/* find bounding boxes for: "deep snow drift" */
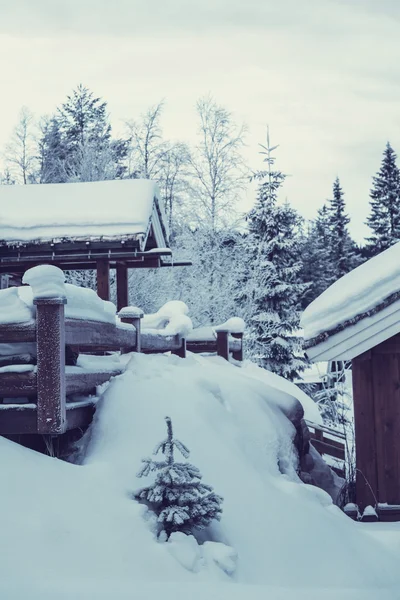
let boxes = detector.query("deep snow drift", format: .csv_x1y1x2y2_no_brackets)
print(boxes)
0,353,398,599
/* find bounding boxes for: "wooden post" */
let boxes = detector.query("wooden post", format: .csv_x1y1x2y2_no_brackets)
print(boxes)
352,352,378,511
34,296,67,435
116,262,128,312
231,332,243,361
172,338,187,359
119,307,144,352
96,259,110,301
216,330,229,361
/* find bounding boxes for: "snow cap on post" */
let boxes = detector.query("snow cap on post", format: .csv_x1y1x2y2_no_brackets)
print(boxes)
23,265,66,300
118,306,144,320
215,317,245,334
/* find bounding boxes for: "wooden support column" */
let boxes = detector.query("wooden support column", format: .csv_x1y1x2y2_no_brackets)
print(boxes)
96,259,110,301
119,307,144,353
34,296,67,435
116,262,128,312
231,332,244,361
352,352,378,511
172,338,187,359
216,330,229,361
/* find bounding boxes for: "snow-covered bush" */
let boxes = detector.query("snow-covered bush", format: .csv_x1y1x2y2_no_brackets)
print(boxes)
135,416,223,538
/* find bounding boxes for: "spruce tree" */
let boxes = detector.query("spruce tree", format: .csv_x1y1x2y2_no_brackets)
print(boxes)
300,205,335,308
366,142,400,254
327,177,355,279
243,130,309,380
136,417,223,538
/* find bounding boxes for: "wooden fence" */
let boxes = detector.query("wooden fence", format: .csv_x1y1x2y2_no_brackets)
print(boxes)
306,420,346,478
0,299,244,437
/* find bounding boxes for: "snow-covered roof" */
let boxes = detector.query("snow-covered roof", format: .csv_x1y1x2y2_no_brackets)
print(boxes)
301,242,400,361
0,179,168,249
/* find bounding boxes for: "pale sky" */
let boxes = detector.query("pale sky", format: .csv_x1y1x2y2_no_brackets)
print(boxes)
0,0,400,242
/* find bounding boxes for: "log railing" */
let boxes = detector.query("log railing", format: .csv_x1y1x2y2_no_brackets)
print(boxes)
0,300,244,436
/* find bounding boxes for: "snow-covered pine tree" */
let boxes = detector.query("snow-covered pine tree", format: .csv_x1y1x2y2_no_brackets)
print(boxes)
327,177,356,279
300,204,335,308
243,130,309,380
366,142,400,255
135,417,223,538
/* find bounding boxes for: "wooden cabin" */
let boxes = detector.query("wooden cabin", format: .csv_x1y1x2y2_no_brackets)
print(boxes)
301,242,400,520
0,179,190,309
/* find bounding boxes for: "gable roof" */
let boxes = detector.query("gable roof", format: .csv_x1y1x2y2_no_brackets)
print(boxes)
0,179,168,250
301,242,400,361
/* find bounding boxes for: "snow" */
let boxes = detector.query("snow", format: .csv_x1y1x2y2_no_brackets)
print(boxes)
23,264,66,298
240,359,323,424
214,317,245,334
0,287,33,324
0,363,34,373
0,266,117,326
0,352,398,598
0,179,163,243
301,241,400,341
142,300,193,337
118,306,144,319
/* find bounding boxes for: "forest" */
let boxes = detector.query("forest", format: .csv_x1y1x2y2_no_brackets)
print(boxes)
2,84,399,381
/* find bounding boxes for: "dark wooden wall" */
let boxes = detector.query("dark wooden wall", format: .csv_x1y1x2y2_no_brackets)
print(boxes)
352,332,400,510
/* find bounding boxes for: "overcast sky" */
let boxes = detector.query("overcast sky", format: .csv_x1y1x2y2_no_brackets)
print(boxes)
0,0,399,241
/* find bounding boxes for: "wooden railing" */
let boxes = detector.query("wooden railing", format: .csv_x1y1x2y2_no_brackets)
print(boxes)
306,420,346,478
0,300,244,437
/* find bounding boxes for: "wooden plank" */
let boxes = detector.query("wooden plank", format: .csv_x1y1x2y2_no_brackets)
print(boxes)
0,404,37,434
231,332,243,361
352,355,378,510
116,263,128,311
35,297,67,435
373,333,400,355
0,401,95,435
216,330,229,361
309,433,344,451
0,320,36,343
96,259,110,301
311,439,345,460
65,370,122,395
65,319,136,349
187,341,216,354
371,348,400,504
141,332,183,353
65,402,95,430
0,371,37,397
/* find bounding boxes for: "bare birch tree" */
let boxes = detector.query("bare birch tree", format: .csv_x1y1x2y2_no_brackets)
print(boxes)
188,96,248,231
126,101,167,179
5,107,37,184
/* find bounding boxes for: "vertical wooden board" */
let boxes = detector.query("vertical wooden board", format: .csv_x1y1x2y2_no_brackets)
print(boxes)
216,331,229,361
352,355,378,510
116,263,128,311
372,351,400,505
35,299,66,434
231,332,243,361
96,259,110,301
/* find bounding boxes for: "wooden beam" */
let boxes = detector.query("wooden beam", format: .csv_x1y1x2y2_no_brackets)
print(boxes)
0,320,36,343
34,297,67,435
0,401,96,435
65,318,136,349
116,262,128,311
352,354,378,510
96,259,110,301
216,330,229,361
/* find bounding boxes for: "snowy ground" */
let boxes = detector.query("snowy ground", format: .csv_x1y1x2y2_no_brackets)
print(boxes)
0,353,399,599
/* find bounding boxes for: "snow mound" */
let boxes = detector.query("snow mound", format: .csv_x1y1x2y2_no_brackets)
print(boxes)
142,301,193,337
0,266,117,326
301,241,400,340
0,353,398,597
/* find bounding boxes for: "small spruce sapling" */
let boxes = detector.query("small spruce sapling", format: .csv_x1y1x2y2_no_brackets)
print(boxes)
135,417,223,538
